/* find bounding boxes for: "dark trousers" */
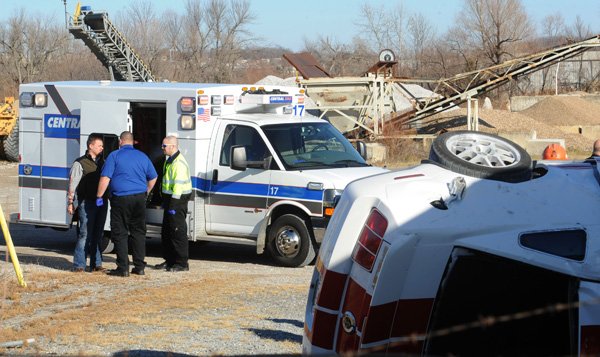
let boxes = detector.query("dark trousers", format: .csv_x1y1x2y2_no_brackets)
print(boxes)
160,194,190,268
110,192,147,272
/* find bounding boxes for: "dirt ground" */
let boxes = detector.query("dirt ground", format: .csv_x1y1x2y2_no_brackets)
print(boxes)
0,162,313,355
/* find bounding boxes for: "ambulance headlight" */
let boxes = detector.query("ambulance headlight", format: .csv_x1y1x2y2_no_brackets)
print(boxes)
180,114,195,130
34,93,48,107
19,92,34,107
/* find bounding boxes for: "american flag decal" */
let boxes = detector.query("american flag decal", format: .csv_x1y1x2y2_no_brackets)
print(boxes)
197,107,210,122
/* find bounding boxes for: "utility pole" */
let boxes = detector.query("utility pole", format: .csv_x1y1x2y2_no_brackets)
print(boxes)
63,0,68,28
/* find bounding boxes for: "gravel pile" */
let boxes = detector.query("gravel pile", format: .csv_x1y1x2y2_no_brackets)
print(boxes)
426,94,600,153
521,95,600,126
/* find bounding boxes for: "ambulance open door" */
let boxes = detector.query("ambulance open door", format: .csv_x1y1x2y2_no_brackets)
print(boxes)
80,101,130,152
80,101,130,230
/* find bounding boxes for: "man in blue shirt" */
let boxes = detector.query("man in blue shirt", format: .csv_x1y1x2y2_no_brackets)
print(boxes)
96,131,157,277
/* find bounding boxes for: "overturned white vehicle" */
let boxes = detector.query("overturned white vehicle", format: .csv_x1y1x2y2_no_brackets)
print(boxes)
303,131,600,355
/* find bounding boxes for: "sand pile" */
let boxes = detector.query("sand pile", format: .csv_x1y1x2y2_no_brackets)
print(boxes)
521,95,600,126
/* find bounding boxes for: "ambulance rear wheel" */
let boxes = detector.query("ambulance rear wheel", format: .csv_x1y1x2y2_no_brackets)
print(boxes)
101,232,114,254
267,214,315,267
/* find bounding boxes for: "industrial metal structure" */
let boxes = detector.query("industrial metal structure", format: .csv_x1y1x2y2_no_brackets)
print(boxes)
289,35,600,138
401,34,600,126
68,3,155,82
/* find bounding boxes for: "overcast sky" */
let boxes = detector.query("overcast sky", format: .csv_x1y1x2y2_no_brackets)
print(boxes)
2,0,599,51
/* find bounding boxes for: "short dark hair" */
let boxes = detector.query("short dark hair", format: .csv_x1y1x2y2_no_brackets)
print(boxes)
120,131,134,142
87,134,103,147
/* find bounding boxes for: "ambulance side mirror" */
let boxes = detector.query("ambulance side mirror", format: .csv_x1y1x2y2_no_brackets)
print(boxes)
356,141,367,160
230,145,247,171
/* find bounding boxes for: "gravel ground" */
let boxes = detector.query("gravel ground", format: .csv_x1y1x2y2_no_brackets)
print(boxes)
0,162,313,356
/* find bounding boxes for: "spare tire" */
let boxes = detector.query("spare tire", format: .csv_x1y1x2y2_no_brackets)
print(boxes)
429,131,532,183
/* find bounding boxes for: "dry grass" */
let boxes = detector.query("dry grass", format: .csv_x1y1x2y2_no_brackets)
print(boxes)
371,122,430,169
1,267,306,353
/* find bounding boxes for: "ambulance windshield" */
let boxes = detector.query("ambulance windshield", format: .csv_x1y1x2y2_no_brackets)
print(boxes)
262,122,368,170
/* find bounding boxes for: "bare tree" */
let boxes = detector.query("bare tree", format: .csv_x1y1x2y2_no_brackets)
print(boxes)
566,15,594,90
205,0,255,82
176,0,254,83
407,12,435,74
567,15,592,41
355,3,406,61
538,13,566,93
115,1,168,79
304,36,351,76
541,13,566,43
159,10,185,80
0,9,68,94
448,0,534,66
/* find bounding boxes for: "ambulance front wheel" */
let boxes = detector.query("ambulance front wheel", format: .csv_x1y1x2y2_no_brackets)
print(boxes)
101,232,114,254
267,214,316,268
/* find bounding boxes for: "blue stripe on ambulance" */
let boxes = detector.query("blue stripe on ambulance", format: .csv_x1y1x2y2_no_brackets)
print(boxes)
192,176,323,201
19,169,325,213
192,176,324,214
18,165,70,179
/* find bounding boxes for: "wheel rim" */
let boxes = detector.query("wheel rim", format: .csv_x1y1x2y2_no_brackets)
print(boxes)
274,226,300,258
446,133,521,168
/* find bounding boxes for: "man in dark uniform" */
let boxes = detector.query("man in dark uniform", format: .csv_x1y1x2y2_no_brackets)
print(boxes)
96,131,157,277
67,134,108,272
153,135,192,272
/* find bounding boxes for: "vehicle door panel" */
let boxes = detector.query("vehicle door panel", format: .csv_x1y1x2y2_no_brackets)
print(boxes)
206,122,271,236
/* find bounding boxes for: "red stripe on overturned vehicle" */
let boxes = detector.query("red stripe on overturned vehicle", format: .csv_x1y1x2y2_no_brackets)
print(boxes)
309,309,338,350
308,265,435,354
317,269,347,310
337,278,372,352
387,298,435,354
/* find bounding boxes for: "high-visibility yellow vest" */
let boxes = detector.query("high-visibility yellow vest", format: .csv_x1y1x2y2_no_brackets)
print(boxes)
162,152,192,199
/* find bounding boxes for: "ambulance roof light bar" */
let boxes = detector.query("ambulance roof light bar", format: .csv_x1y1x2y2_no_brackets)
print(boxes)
239,87,293,105
240,87,289,95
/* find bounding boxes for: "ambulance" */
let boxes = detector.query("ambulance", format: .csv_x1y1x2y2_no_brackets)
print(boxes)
15,81,387,267
303,131,600,354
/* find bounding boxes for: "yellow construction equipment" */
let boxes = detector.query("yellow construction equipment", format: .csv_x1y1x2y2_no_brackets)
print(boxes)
0,97,19,162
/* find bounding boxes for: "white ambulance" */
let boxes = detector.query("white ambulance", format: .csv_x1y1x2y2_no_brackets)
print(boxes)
15,81,387,267
303,131,600,354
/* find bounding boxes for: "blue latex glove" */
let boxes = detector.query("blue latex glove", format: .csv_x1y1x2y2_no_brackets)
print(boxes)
167,209,176,215
96,198,104,207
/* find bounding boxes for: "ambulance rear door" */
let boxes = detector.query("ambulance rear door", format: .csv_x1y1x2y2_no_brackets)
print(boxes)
79,101,130,229
80,101,130,151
